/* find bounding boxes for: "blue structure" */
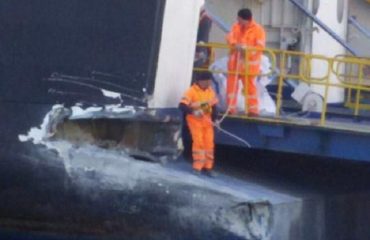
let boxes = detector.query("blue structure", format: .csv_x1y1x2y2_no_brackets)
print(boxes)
217,114,370,162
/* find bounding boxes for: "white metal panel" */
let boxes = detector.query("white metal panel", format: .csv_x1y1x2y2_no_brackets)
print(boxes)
150,0,204,108
310,0,348,103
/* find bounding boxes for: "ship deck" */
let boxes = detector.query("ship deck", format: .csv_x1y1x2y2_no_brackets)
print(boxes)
214,102,370,162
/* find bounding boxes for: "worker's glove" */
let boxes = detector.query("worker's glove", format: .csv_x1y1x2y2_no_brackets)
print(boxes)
190,101,208,109
235,44,246,51
190,102,201,109
193,109,204,118
200,102,209,108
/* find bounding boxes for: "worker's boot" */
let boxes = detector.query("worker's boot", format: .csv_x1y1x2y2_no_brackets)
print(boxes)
204,169,217,178
247,110,259,117
192,169,201,176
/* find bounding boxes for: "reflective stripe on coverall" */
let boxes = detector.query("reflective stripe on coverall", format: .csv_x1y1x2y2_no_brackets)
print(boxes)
226,20,266,114
180,84,218,171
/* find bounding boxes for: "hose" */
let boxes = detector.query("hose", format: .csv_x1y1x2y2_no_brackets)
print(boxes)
212,121,251,148
218,50,241,123
210,52,252,148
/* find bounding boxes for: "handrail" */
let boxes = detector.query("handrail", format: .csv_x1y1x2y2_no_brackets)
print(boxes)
288,0,359,56
348,16,370,40
193,42,370,127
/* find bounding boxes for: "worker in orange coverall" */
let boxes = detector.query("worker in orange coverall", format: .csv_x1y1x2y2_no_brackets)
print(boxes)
179,71,219,177
226,8,266,115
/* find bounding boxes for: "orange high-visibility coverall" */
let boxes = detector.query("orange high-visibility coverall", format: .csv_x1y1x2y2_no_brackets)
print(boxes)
226,20,266,114
180,84,218,171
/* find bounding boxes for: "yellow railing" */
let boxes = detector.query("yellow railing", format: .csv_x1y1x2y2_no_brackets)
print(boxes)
332,55,370,113
193,42,370,127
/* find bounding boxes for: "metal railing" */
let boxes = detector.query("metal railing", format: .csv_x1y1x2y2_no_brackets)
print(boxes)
333,55,370,113
193,42,370,128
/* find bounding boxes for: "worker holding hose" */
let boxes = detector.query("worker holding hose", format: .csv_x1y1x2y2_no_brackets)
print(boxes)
226,8,266,115
179,71,219,177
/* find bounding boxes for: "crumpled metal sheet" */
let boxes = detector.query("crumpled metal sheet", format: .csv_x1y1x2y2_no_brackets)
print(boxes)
45,105,183,163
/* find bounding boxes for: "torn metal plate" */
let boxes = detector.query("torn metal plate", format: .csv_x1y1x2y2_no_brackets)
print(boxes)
45,105,183,163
